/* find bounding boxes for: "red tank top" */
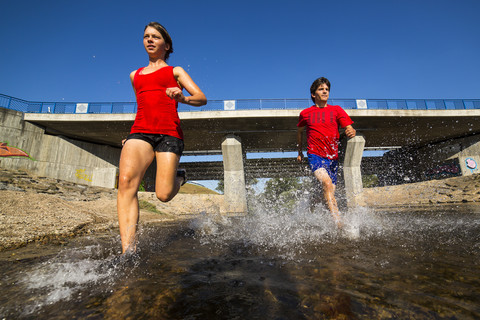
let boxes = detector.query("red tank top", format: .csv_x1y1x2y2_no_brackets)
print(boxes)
130,66,183,139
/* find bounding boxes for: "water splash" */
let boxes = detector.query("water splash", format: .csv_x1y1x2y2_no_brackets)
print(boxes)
189,188,480,261
190,193,385,260
15,243,122,316
1,202,479,319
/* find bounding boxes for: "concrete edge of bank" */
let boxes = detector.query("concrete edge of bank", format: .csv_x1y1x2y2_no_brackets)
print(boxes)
1,107,120,188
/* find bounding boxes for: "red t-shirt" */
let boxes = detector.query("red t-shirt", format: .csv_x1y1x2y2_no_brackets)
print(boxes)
297,104,353,160
130,66,183,139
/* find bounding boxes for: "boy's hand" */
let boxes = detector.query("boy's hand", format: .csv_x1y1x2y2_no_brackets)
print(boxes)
296,153,304,162
345,125,356,138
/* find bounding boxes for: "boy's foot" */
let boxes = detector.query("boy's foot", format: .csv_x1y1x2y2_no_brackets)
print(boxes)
332,212,343,229
177,169,187,186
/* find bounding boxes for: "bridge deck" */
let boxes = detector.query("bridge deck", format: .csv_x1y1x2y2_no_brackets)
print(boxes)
23,109,480,152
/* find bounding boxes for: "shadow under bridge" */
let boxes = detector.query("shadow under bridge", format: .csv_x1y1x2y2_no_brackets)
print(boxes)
180,157,311,181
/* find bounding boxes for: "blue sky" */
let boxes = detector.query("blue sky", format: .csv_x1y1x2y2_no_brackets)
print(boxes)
1,0,479,103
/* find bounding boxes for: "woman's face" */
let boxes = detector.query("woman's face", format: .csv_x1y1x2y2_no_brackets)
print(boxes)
143,26,170,59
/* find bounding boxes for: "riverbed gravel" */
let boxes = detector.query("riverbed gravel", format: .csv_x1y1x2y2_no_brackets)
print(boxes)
1,168,478,251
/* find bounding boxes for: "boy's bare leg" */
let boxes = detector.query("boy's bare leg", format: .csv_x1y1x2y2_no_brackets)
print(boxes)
313,168,342,228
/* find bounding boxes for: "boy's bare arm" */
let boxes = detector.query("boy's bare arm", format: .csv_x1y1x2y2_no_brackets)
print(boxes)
296,126,304,162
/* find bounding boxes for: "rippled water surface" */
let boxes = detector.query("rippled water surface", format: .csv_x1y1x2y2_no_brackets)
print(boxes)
1,204,479,319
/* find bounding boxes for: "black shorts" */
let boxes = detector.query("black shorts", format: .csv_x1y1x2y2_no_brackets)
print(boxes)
126,133,184,156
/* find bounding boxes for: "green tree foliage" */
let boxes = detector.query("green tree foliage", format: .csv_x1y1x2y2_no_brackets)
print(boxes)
362,174,379,188
216,177,259,194
138,180,145,192
246,177,259,190
263,177,301,203
216,179,224,193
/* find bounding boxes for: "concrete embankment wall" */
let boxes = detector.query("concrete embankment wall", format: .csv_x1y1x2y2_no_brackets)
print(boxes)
0,107,120,188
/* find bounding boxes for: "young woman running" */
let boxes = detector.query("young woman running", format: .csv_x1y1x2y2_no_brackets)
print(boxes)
117,22,207,254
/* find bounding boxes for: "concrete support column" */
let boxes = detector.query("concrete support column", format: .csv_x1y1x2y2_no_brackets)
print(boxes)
221,134,248,214
343,134,366,208
457,137,480,176
411,134,480,178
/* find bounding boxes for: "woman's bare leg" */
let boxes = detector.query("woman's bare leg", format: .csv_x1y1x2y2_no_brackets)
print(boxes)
117,139,154,253
154,152,183,202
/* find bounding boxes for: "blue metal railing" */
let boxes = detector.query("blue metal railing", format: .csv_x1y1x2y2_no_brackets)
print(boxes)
1,93,479,114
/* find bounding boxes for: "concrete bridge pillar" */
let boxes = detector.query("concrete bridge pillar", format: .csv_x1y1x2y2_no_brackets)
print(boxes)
404,134,480,180
457,137,480,176
221,134,247,214
343,134,366,208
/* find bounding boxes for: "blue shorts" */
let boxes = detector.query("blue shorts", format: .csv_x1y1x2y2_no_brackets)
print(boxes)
307,153,339,185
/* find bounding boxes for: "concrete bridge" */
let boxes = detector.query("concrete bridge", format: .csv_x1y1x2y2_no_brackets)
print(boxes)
1,94,480,213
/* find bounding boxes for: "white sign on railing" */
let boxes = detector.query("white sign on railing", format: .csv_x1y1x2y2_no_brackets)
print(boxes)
356,99,367,109
224,100,236,110
76,103,88,113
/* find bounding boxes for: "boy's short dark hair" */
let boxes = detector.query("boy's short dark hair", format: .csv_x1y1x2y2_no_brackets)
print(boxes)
310,77,331,102
145,22,174,61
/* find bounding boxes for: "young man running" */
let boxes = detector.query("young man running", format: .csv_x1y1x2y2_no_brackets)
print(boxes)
296,77,356,227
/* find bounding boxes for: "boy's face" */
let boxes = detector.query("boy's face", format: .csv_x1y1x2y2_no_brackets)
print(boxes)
312,83,330,104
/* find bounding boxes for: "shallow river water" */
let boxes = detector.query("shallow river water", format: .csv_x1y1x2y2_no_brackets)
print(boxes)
1,203,479,319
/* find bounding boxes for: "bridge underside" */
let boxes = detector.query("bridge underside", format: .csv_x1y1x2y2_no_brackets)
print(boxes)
180,158,308,181
180,156,384,180
24,109,480,152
